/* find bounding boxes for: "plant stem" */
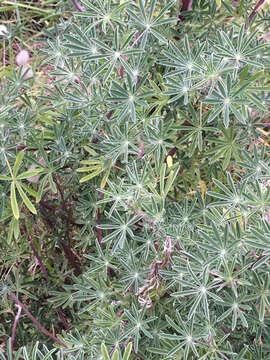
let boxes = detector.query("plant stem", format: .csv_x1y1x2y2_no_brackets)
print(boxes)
179,0,193,21
8,290,67,347
248,0,265,23
97,207,102,244
71,0,85,12
11,304,22,350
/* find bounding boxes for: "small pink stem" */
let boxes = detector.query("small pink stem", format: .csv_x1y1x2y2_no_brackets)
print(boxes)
72,0,85,12
11,305,22,350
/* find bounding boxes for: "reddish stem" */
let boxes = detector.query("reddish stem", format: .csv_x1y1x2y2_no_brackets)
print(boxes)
97,208,102,245
248,0,265,23
8,290,67,347
179,0,193,21
106,110,114,120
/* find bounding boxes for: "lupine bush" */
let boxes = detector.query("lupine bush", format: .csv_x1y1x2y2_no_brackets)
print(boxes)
1,0,270,359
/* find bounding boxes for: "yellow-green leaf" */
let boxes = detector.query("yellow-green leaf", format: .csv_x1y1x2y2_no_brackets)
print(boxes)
216,0,221,6
100,166,112,189
101,343,110,360
123,343,132,360
0,175,11,181
77,165,102,172
13,150,24,177
20,183,37,197
164,164,181,197
10,182,19,219
16,168,43,180
166,155,173,168
8,219,14,244
79,168,104,183
79,159,101,165
16,182,37,215
83,146,98,156
111,349,119,360
13,218,20,239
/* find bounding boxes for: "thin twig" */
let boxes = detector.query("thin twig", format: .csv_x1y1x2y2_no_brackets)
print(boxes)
71,0,85,12
8,290,67,347
248,0,265,23
97,207,102,245
11,304,22,350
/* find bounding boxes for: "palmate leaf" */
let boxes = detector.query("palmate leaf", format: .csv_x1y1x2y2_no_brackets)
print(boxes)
161,35,205,76
126,0,176,49
64,25,142,83
164,76,191,105
75,0,130,33
1,150,43,218
160,313,202,359
212,25,268,68
202,76,249,127
98,211,142,252
206,126,242,170
123,304,156,352
77,157,112,186
107,73,153,122
175,104,218,156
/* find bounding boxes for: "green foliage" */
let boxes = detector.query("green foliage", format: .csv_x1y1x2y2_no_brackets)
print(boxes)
1,0,270,359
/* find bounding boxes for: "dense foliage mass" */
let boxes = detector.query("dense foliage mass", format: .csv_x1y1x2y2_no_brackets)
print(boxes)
1,0,270,358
